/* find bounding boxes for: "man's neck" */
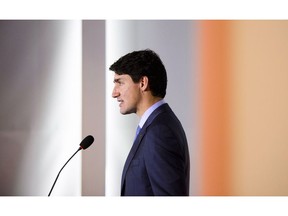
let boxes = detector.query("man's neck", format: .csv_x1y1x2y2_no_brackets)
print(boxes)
136,96,162,117
138,99,165,128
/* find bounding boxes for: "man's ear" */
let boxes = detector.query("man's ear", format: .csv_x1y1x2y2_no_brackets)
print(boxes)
140,76,149,91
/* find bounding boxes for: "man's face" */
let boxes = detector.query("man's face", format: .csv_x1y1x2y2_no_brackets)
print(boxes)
112,73,141,115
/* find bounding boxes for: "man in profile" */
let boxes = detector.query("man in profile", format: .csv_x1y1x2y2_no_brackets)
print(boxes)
109,49,190,196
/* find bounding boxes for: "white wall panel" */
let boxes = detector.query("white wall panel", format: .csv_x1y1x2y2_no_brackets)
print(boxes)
0,20,81,196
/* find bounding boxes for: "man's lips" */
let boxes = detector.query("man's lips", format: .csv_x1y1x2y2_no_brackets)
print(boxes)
117,99,123,107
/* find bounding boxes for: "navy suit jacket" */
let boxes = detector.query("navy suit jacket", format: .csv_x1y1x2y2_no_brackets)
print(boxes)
121,103,190,196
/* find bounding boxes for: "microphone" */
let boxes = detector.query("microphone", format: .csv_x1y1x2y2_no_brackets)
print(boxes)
79,135,94,150
48,135,94,196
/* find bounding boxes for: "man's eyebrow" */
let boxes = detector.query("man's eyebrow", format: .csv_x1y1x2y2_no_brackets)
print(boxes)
113,78,121,83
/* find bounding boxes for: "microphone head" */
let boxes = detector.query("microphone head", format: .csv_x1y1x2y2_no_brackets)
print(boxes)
79,135,94,150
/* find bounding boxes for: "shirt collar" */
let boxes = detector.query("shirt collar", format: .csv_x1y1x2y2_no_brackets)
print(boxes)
139,99,166,128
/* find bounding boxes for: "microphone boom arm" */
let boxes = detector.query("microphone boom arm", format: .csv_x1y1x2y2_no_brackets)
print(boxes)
48,147,82,196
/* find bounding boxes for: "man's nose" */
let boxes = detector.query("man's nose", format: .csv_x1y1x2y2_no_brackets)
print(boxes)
112,87,119,98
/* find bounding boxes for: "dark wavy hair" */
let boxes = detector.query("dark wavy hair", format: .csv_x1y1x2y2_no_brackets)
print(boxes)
109,49,167,98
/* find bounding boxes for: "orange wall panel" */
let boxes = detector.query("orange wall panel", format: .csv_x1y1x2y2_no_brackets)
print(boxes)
198,21,232,195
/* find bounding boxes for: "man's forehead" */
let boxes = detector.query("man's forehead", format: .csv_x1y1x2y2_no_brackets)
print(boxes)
113,73,129,80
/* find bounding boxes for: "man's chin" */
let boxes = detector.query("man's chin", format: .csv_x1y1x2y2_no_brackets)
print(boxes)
120,111,131,115
120,109,135,115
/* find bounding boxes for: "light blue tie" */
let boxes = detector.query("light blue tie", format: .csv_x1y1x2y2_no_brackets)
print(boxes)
136,125,141,136
134,125,141,141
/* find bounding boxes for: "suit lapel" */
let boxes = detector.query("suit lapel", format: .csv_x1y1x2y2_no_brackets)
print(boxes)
120,125,144,192
120,104,170,193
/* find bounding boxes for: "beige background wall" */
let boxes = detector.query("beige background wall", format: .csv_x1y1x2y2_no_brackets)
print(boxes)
231,21,288,195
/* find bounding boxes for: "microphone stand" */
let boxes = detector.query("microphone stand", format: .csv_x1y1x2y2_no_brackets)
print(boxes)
48,147,81,196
